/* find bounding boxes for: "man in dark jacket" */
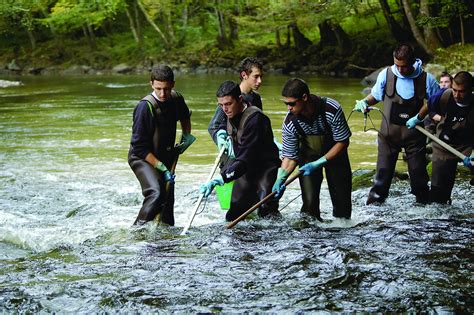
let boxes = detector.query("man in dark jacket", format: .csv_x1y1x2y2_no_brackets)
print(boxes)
200,81,281,221
428,71,473,203
128,65,195,226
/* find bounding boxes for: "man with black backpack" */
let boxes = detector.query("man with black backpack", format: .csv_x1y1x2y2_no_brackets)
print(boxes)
272,78,353,221
128,65,195,226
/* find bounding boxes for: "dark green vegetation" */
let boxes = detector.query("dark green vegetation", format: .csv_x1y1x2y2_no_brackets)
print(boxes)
0,0,473,75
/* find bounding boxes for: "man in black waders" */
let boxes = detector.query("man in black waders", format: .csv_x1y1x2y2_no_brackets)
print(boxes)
272,78,353,221
200,81,281,221
427,71,474,204
207,57,269,164
128,65,195,225
353,43,440,205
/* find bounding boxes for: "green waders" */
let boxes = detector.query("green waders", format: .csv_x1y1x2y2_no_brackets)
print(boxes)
298,134,352,219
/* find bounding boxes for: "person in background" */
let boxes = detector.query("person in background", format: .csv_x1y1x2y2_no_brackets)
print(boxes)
272,78,352,221
428,71,473,204
128,65,195,226
200,81,281,221
439,71,453,89
352,43,439,205
208,57,264,149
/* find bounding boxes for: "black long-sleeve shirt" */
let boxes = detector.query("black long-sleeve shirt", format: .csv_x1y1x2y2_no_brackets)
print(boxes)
218,109,280,183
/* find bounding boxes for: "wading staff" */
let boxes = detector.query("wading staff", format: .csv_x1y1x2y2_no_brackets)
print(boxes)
414,125,473,166
226,171,302,229
180,145,227,235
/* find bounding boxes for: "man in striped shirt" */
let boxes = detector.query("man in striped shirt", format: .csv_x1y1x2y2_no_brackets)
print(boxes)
272,78,352,220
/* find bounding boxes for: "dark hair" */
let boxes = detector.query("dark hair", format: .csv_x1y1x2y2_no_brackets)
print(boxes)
216,80,241,99
238,57,263,80
440,71,453,82
453,71,473,88
281,78,310,99
393,43,415,64
150,65,174,82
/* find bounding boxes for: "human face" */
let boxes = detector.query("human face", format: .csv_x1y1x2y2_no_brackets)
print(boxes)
282,96,303,115
394,58,414,77
218,95,244,119
150,80,174,102
439,76,452,89
241,66,263,91
452,82,470,104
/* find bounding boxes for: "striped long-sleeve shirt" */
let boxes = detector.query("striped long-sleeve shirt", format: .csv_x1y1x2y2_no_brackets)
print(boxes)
281,95,351,160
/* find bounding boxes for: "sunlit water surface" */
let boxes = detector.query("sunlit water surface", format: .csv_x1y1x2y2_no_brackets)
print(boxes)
0,74,472,313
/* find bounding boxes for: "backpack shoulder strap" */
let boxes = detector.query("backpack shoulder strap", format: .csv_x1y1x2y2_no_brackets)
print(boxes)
141,94,162,118
439,88,453,115
414,71,427,101
385,67,396,98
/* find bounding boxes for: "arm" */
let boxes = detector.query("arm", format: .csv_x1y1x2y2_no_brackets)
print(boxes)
208,106,226,144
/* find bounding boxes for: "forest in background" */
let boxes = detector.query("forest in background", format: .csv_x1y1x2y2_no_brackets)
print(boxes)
0,0,473,76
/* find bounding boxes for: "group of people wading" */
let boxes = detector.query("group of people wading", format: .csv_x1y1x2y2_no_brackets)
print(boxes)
128,43,474,227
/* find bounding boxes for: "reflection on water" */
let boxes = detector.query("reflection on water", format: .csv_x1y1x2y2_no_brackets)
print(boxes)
0,75,472,312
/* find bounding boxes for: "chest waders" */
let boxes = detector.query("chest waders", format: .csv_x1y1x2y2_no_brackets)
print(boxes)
294,98,352,219
368,68,429,204
430,89,473,203
224,107,280,222
128,93,180,226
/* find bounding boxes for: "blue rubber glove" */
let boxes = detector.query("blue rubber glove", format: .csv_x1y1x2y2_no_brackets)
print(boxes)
216,130,229,151
406,114,423,129
353,99,369,113
272,168,289,199
176,133,196,154
199,175,224,197
216,129,235,158
300,156,327,176
155,161,175,184
463,153,474,168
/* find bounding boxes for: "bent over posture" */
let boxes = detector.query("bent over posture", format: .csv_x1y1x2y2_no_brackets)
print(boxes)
200,81,281,221
129,65,194,225
428,71,473,204
273,78,352,220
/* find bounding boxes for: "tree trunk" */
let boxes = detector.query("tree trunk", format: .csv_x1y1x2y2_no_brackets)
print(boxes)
276,28,281,47
285,25,291,47
214,6,228,47
318,20,337,46
459,13,465,45
137,0,170,48
401,0,432,55
378,0,412,42
419,0,442,50
290,22,312,51
26,28,36,51
125,5,140,44
332,22,352,54
86,21,97,50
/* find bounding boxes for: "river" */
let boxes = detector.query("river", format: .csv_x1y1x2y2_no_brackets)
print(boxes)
0,74,472,312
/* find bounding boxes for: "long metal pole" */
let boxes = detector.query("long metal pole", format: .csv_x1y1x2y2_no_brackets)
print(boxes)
180,146,226,235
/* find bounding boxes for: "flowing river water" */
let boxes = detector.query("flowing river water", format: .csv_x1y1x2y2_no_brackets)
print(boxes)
0,74,472,313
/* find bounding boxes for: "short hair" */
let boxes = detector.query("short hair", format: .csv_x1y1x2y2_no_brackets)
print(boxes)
453,71,473,88
216,80,241,99
393,43,415,64
440,71,453,82
238,57,263,80
281,78,310,99
150,65,174,82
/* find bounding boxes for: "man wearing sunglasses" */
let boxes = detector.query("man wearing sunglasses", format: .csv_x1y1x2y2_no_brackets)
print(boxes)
272,78,352,221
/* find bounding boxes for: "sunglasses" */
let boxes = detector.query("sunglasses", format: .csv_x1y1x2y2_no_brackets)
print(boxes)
283,100,299,107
